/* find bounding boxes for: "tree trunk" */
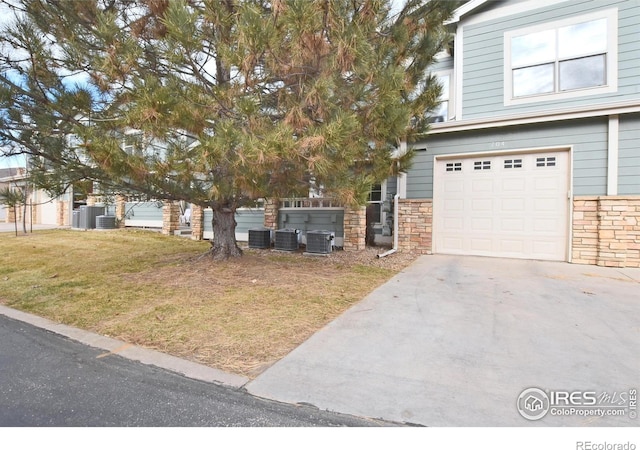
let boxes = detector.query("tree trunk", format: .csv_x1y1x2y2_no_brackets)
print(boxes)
210,205,243,260
22,200,27,234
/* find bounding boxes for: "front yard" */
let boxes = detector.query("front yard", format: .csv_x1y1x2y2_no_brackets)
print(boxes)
0,229,415,377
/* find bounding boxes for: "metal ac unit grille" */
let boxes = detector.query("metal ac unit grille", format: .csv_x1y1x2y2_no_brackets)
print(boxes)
248,228,271,249
96,215,117,230
275,228,299,251
306,230,333,254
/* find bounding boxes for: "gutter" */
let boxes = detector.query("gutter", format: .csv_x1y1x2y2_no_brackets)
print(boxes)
377,193,400,258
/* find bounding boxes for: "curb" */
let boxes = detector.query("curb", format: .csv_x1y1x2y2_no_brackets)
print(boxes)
0,304,250,389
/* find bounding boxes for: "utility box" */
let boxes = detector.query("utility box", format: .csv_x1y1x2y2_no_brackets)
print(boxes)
96,215,117,230
72,210,80,229
275,228,299,251
79,205,105,230
248,228,271,249
306,230,334,254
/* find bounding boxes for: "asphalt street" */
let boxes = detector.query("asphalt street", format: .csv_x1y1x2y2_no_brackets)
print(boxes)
0,314,382,427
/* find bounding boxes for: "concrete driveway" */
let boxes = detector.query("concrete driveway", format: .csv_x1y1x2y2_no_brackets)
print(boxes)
246,255,640,426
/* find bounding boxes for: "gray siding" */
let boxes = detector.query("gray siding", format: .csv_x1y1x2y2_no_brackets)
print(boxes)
278,209,344,240
385,176,397,197
460,0,639,120
618,113,640,195
203,208,265,234
124,202,163,222
430,56,454,73
407,118,608,198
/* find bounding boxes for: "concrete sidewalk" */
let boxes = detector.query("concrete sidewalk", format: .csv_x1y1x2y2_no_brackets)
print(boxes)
0,223,61,233
246,255,640,426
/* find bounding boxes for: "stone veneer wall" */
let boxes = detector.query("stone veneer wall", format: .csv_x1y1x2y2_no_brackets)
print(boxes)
572,196,640,268
56,200,70,226
7,205,18,223
342,206,366,251
263,198,278,230
191,204,204,240
115,195,127,228
162,200,181,235
86,195,97,206
397,199,433,254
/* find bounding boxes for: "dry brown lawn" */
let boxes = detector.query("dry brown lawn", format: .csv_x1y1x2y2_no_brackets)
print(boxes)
0,229,417,377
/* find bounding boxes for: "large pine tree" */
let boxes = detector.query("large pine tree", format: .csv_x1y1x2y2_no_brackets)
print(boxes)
0,0,456,259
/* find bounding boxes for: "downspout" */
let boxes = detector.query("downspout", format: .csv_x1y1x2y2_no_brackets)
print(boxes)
376,193,399,258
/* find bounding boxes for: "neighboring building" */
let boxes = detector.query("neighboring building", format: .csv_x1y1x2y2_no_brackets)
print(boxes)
0,168,20,222
0,167,72,227
393,0,640,267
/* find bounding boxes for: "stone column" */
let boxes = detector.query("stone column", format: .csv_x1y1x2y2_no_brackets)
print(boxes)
7,205,16,223
191,204,204,240
396,199,433,254
264,198,279,230
162,200,181,235
86,194,97,206
343,206,366,251
56,200,70,226
571,197,599,265
115,194,127,228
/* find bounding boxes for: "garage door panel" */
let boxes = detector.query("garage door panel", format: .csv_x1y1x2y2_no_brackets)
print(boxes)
500,218,525,232
444,217,464,230
470,238,492,251
501,178,526,192
472,179,493,191
471,217,492,232
434,150,569,261
500,239,525,253
533,218,561,233
534,176,563,190
534,197,561,212
444,179,464,193
444,199,464,211
443,236,464,251
471,198,493,212
501,198,526,211
532,240,560,257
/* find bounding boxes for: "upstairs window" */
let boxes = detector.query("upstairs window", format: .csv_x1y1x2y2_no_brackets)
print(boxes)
430,73,451,123
123,132,144,157
504,9,617,105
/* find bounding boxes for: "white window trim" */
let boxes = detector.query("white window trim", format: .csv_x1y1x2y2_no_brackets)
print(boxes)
607,114,619,196
504,8,618,107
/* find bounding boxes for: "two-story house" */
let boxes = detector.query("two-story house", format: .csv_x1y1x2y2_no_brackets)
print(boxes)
392,0,640,268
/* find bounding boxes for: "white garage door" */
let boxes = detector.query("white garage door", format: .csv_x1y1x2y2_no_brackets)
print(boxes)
38,191,58,225
433,151,570,261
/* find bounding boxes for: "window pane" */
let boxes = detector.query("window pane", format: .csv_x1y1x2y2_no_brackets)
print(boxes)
559,54,606,91
430,101,448,123
368,184,382,202
513,64,554,97
370,203,381,224
512,29,555,67
439,75,450,100
558,18,607,59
